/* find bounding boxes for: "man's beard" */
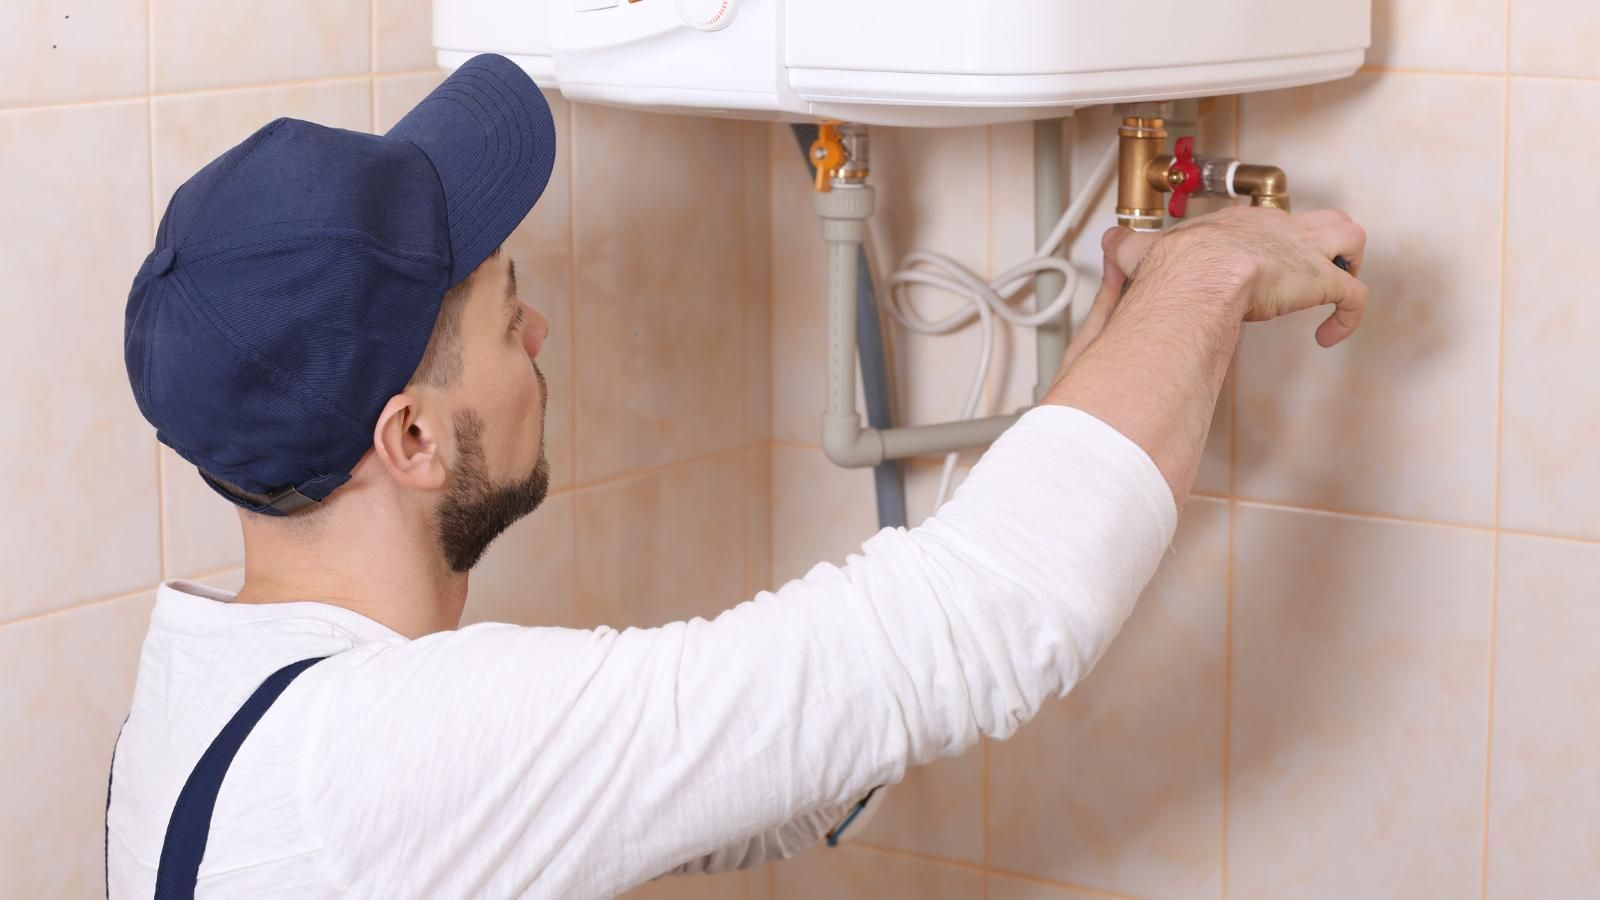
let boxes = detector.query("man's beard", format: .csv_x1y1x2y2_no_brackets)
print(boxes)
435,407,550,573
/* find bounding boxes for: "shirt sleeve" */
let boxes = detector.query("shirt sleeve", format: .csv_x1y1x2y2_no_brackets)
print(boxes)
300,406,1177,899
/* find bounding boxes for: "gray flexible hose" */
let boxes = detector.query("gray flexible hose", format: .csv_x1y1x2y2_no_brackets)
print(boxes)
790,124,907,530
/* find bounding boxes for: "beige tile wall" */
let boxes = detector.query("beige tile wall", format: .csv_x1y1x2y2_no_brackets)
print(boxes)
0,1,770,895
8,0,1600,897
761,1,1600,897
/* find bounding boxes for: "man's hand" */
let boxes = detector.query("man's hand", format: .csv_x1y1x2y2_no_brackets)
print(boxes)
1115,206,1369,347
1058,227,1161,372
1045,206,1368,506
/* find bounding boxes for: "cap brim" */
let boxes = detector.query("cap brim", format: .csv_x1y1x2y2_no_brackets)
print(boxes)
386,54,556,285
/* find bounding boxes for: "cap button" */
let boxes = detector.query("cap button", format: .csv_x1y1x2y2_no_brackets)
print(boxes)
152,247,176,276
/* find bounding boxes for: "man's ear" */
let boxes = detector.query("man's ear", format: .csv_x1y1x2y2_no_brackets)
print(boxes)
372,392,449,492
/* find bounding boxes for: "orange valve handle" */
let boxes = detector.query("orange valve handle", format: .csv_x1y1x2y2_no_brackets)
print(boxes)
810,123,846,193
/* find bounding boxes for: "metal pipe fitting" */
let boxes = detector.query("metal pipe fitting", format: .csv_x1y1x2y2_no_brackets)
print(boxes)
1116,116,1170,232
1230,163,1291,211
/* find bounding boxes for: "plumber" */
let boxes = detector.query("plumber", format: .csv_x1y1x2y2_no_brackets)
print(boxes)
106,55,1367,899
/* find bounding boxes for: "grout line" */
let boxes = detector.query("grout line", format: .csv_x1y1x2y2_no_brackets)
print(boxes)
1497,526,1600,547
850,843,987,876
738,124,750,600
0,586,156,630
569,448,749,495
1221,498,1235,899
1481,47,1513,900
844,839,1145,896
0,71,447,116
149,0,167,581
1228,496,1496,533
146,0,155,93
981,124,994,900
157,447,170,579
0,561,239,630
1221,91,1240,900
1482,540,1501,898
983,865,1145,900
565,99,584,624
368,0,378,127
982,740,991,874
763,451,1600,547
851,842,1143,899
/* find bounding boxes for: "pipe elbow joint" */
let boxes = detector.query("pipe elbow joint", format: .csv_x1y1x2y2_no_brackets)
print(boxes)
1233,163,1291,212
822,413,884,468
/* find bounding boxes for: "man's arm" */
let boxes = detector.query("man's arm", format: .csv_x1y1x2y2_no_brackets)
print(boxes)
302,208,1365,899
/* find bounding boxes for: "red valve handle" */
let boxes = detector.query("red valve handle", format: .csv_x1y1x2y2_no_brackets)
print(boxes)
1168,136,1202,219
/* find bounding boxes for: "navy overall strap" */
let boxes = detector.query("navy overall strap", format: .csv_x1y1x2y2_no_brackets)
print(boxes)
150,656,327,900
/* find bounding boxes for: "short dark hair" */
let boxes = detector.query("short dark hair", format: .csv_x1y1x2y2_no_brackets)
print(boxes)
200,260,486,516
409,273,474,389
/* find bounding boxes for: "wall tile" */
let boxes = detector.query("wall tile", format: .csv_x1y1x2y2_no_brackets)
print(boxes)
373,71,445,133
0,102,160,620
502,91,575,491
0,592,154,897
769,447,877,586
986,874,1120,900
462,491,580,629
575,454,746,629
989,499,1228,899
1511,0,1600,78
376,0,437,73
1486,534,1600,897
1371,0,1507,73
855,749,984,866
1501,78,1600,541
1236,73,1504,525
0,0,148,108
1228,506,1492,899
874,126,1001,436
162,448,245,578
151,80,372,212
571,105,745,482
774,847,982,900
743,447,772,596
618,871,749,900
743,123,774,444
152,0,369,92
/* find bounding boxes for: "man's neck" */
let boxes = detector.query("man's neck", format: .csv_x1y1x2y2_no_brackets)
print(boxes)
230,496,468,639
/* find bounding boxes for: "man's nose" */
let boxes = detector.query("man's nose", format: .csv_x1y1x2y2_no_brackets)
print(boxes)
522,303,549,359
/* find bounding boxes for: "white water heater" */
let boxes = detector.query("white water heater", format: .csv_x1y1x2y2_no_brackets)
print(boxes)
434,0,1370,127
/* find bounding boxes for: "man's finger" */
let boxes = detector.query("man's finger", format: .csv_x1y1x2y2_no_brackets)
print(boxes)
1314,275,1369,347
1308,220,1367,278
1105,228,1159,281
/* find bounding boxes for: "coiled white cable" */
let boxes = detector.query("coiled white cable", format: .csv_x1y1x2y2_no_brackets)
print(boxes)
882,139,1120,510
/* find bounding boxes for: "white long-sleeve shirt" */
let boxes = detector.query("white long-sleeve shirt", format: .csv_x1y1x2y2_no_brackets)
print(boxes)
106,406,1177,899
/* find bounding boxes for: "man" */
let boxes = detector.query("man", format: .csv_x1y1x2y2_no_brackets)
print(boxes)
106,55,1366,898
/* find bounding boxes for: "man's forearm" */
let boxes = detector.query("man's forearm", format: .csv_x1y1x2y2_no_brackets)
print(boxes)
1045,237,1247,506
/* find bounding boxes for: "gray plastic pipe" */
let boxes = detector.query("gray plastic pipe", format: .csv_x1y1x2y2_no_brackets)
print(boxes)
815,185,1021,468
790,124,907,527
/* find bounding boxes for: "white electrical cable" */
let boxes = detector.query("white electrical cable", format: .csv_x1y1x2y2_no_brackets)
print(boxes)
881,139,1120,511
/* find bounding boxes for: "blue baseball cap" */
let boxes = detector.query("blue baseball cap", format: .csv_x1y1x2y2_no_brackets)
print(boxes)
124,54,556,515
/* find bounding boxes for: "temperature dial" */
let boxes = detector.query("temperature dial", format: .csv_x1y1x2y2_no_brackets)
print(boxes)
675,0,737,31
